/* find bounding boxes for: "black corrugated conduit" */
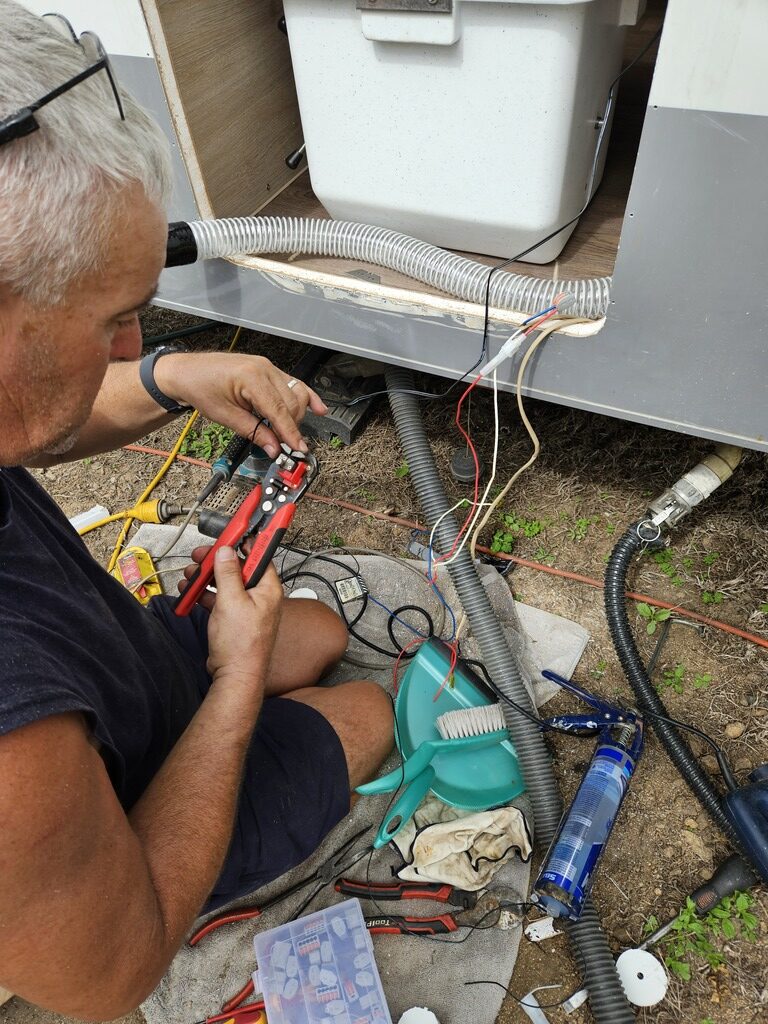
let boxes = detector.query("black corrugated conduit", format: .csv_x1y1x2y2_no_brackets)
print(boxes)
604,525,759,861
386,367,634,1024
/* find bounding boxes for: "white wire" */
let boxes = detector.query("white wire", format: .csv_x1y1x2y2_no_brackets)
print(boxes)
438,367,501,569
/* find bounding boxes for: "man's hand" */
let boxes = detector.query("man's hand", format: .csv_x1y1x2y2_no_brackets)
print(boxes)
204,547,283,686
154,352,328,457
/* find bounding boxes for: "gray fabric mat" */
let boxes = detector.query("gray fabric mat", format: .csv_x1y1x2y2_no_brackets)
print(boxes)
135,527,588,1024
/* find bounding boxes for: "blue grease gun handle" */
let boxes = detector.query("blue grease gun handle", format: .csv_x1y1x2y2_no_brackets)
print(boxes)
532,671,644,921
724,764,768,884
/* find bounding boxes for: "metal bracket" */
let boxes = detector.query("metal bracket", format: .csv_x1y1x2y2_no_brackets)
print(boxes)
356,0,452,12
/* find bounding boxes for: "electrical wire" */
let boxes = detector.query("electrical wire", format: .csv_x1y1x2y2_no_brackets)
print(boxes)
428,304,563,579
141,321,214,347
464,979,582,1012
467,317,589,563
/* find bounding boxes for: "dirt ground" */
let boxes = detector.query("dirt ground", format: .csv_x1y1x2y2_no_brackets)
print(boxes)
3,308,767,1024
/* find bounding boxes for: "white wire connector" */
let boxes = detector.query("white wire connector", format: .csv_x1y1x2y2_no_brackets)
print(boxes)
478,293,575,378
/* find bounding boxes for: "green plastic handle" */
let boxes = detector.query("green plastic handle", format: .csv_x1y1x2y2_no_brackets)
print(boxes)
373,766,436,850
356,730,507,797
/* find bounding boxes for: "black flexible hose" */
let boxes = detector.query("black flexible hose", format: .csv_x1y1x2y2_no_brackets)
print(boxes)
386,367,634,1024
604,525,750,851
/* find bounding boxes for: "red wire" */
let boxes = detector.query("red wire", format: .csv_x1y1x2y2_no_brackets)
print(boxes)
432,640,459,702
428,374,483,575
393,636,426,694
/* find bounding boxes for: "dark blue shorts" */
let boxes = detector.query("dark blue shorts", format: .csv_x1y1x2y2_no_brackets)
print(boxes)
149,597,350,913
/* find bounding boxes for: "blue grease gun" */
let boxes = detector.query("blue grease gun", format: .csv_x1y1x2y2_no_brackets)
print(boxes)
531,671,644,921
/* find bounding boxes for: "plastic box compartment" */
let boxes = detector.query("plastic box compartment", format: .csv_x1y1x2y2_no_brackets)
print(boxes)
253,899,392,1024
283,0,644,262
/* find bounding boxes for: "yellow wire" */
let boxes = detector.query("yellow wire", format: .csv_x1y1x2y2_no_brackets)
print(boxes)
106,325,243,572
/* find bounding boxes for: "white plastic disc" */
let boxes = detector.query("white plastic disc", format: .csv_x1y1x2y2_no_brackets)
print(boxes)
616,948,668,1007
288,587,318,600
398,1010,440,1024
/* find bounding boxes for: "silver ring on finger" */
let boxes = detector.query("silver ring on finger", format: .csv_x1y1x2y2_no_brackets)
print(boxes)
286,378,299,390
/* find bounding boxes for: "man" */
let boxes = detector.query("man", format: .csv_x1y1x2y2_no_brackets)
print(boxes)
0,4,393,1019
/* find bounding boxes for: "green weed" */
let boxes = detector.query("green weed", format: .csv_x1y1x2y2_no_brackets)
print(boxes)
395,460,410,478
491,512,548,555
760,603,768,614
329,532,344,548
702,551,720,567
645,892,758,981
591,659,608,679
490,530,516,555
636,602,672,635
701,590,724,606
501,512,548,538
356,488,376,503
181,422,233,461
329,435,343,450
660,663,686,694
567,517,592,542
533,546,554,565
693,673,712,690
652,548,684,587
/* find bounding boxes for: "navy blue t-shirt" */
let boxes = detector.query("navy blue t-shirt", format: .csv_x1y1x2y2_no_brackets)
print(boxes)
0,467,207,809
0,467,351,910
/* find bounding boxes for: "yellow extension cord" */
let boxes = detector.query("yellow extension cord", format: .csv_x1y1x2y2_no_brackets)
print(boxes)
103,325,243,572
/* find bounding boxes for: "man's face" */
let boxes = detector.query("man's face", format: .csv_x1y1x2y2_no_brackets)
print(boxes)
0,185,167,466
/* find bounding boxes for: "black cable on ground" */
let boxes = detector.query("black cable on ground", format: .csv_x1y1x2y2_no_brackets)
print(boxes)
142,321,214,347
604,524,759,873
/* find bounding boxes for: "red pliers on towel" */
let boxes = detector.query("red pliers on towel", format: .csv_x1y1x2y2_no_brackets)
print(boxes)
336,878,520,935
175,445,318,616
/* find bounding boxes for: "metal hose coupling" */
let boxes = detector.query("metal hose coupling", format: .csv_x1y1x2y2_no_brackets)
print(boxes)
645,444,743,531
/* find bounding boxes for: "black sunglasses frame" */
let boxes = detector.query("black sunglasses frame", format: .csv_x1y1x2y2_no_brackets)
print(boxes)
0,24,125,149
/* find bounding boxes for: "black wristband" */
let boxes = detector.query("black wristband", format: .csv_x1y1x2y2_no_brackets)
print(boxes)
139,349,192,414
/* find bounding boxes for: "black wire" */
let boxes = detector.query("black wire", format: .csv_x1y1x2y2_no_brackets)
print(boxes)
386,604,435,656
464,979,584,1011
461,657,564,734
141,321,214,347
644,617,738,791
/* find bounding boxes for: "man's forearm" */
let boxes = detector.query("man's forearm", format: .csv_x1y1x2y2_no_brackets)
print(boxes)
123,673,265,1000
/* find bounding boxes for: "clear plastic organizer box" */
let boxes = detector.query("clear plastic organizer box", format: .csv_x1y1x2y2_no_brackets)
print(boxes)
253,898,392,1024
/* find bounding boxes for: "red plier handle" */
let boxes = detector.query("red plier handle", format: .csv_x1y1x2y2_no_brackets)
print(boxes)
335,878,476,908
175,449,317,617
365,914,459,935
188,907,262,947
174,482,264,616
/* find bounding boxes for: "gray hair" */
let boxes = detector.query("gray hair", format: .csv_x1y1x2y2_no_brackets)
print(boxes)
0,0,173,306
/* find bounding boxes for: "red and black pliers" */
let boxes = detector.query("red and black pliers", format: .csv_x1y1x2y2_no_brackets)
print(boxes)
335,876,518,933
175,445,318,616
335,878,482,936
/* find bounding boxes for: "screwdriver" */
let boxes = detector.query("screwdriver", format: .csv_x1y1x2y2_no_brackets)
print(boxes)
197,433,252,503
641,853,759,949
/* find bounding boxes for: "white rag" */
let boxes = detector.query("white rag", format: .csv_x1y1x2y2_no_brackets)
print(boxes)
393,794,532,891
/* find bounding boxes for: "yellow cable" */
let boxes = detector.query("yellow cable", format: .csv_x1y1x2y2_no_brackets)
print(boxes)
106,326,243,571
468,318,589,563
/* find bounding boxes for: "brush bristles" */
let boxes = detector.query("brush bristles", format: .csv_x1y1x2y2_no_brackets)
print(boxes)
436,703,507,739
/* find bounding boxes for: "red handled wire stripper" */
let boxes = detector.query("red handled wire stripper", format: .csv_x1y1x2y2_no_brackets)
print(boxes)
175,445,318,617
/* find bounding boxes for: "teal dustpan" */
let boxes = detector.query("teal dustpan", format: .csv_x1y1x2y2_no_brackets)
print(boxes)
357,639,525,847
